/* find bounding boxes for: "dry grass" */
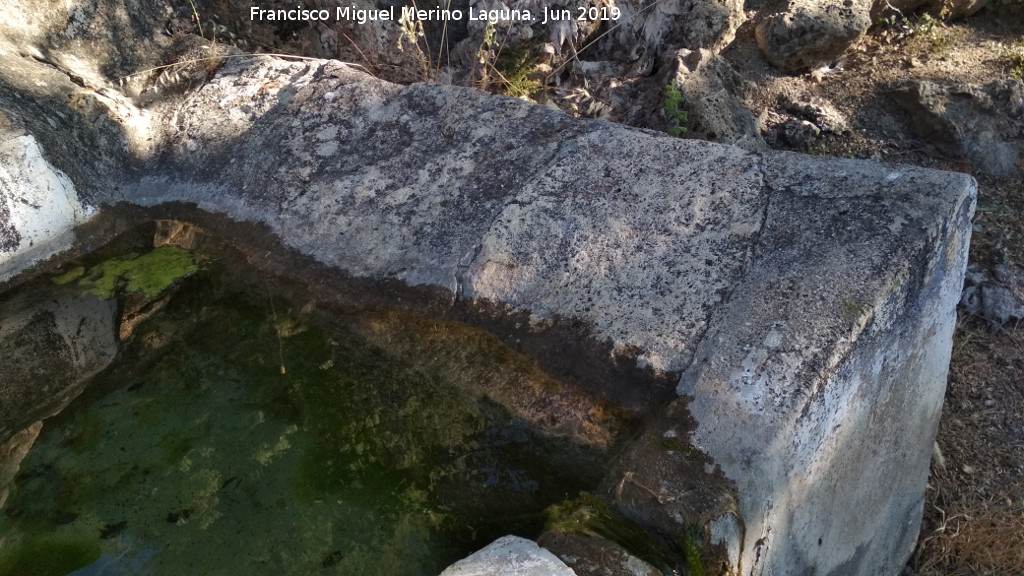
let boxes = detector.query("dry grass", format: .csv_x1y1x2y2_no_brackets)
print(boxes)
915,481,1024,574
916,305,1024,575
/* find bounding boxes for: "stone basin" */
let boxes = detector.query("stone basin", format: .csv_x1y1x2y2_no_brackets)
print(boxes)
0,31,975,575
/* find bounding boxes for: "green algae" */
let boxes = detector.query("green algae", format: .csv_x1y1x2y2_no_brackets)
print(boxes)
678,524,706,576
51,265,85,285
4,253,620,575
0,536,100,576
544,493,678,572
59,245,198,299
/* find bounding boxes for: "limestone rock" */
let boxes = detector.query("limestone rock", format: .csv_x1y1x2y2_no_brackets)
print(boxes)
960,262,1024,328
667,156,972,575
0,421,42,509
0,289,118,445
0,130,93,283
439,536,576,576
767,117,821,149
756,0,873,73
782,95,851,134
611,47,763,148
891,79,1024,179
667,48,763,147
617,0,747,53
878,0,991,18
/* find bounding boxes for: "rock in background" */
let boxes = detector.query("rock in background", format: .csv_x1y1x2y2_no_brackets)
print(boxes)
891,79,1024,179
755,0,873,73
871,0,992,19
756,0,992,76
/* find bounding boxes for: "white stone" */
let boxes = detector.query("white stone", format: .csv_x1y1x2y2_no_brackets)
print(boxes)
440,536,576,576
0,133,90,283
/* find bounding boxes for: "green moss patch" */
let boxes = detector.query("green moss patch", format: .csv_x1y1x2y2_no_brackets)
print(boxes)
64,246,198,299
5,259,624,575
51,266,85,285
544,493,676,571
0,536,101,576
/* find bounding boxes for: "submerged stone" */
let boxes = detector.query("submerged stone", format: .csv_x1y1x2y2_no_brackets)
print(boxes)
69,246,197,300
0,288,117,445
0,536,101,576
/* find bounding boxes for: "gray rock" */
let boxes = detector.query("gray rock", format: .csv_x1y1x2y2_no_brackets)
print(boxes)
960,263,1024,328
783,95,851,134
669,156,973,576
891,79,1024,179
0,6,976,574
667,48,764,147
756,0,873,73
0,421,42,509
611,47,763,148
871,0,991,18
440,536,576,576
615,0,746,53
0,289,119,445
770,117,822,149
0,129,93,283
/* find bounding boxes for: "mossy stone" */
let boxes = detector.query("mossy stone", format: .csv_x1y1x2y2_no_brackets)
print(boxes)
73,245,197,299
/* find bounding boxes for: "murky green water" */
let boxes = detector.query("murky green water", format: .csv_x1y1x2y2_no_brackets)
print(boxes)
0,241,630,575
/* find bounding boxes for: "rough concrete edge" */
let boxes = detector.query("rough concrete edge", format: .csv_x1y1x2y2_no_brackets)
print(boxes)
674,154,978,574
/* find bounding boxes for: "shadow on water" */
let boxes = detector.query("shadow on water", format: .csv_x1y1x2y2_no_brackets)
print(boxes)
0,223,640,576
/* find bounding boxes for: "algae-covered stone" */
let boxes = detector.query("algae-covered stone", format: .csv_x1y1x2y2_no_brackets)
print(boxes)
538,532,664,576
0,536,101,576
0,288,117,446
72,246,198,299
539,493,673,575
